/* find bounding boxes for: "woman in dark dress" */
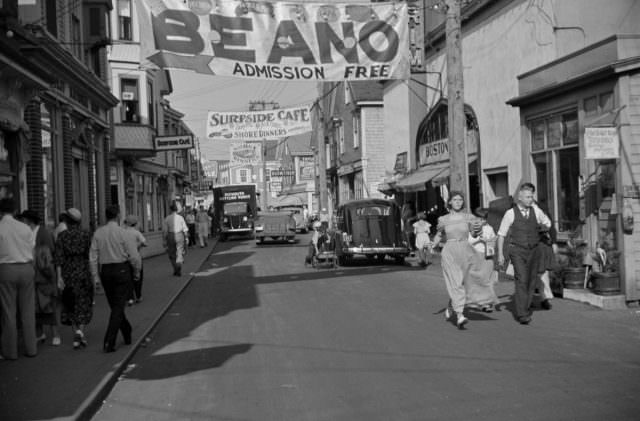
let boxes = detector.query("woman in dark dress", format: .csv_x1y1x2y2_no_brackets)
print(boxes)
54,208,93,349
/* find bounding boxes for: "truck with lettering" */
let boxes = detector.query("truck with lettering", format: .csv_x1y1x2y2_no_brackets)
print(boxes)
212,184,257,241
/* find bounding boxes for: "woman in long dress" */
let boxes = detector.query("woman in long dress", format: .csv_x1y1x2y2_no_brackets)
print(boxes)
431,193,497,328
54,209,93,349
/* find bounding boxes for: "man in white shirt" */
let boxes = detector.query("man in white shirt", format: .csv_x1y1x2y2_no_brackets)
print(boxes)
163,202,189,276
497,183,552,325
0,198,37,359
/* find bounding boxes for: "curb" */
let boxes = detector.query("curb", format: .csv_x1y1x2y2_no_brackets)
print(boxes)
72,239,219,421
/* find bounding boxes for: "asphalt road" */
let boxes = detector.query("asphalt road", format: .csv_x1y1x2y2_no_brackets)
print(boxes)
93,234,640,421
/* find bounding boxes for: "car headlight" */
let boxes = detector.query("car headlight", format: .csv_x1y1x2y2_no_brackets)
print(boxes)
223,217,228,223
242,216,248,222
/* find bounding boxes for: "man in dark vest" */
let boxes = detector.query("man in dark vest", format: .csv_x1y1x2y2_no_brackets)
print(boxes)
497,183,552,325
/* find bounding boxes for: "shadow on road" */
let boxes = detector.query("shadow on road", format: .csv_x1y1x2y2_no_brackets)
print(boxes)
123,248,420,382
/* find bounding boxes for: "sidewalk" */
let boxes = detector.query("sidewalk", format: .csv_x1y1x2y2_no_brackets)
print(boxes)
0,240,217,421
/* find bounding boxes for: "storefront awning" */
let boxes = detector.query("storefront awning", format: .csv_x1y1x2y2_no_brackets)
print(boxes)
394,164,449,193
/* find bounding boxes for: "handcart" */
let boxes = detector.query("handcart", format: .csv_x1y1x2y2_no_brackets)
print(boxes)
312,249,338,269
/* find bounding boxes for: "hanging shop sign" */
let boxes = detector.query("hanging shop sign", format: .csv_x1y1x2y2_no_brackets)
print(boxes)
584,127,619,159
154,134,195,151
139,0,409,81
207,105,311,141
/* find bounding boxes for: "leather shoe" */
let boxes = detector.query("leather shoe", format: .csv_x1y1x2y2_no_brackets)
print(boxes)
518,316,531,325
103,345,116,353
541,299,552,310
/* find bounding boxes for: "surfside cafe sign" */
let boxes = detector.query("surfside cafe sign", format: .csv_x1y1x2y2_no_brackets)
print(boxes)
154,134,194,151
207,105,311,141
140,0,409,81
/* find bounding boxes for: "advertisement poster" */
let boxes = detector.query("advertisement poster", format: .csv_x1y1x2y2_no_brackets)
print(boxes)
207,105,311,141
139,0,409,81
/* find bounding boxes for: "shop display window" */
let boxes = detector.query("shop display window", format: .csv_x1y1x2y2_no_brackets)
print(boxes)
529,110,580,234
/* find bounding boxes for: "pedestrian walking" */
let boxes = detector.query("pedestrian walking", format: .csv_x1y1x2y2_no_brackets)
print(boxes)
123,214,147,305
497,183,552,325
466,207,500,312
196,205,210,247
20,209,61,346
54,208,93,350
163,202,189,276
185,207,196,248
413,211,432,267
207,204,217,238
0,198,37,360
89,205,141,353
401,201,416,252
430,192,478,329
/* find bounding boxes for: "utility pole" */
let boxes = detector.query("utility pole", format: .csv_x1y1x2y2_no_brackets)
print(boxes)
249,100,279,210
314,101,328,215
445,0,469,209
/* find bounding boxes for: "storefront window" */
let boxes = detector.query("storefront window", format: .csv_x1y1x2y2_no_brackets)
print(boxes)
41,103,56,228
529,110,580,234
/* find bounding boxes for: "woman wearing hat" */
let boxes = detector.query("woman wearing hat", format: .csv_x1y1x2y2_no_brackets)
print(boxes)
54,208,93,349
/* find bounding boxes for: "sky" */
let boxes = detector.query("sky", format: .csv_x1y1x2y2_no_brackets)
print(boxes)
167,72,319,162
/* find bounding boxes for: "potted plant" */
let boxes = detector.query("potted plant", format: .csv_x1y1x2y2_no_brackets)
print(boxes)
590,235,621,296
557,227,589,289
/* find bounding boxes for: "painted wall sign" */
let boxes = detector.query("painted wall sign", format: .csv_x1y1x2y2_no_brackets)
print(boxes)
154,134,195,151
418,131,478,166
139,0,409,81
207,105,311,141
584,126,619,159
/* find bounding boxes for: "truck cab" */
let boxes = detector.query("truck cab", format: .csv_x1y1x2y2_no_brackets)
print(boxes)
213,184,257,241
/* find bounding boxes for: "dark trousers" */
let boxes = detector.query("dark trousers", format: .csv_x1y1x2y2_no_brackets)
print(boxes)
128,265,144,301
187,223,196,246
509,244,539,319
100,262,133,348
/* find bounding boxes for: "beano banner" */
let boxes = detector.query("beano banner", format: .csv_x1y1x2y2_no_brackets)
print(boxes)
207,105,311,140
139,0,410,81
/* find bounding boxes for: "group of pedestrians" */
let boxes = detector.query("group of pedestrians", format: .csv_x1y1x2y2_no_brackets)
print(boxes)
0,198,149,360
430,182,556,329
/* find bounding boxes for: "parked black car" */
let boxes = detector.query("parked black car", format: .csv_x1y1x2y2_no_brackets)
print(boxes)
334,199,410,265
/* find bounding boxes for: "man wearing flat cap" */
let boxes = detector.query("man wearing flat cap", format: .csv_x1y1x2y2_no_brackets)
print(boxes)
90,205,141,353
123,214,147,305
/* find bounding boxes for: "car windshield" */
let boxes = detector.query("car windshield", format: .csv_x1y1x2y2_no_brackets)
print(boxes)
355,205,391,216
224,202,249,213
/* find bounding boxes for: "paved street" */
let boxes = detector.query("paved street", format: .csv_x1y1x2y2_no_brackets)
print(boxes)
93,234,640,421
0,243,216,421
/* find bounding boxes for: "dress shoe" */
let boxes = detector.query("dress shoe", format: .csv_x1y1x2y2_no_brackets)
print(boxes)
541,299,552,310
456,314,468,329
518,316,531,325
73,330,87,349
103,345,116,353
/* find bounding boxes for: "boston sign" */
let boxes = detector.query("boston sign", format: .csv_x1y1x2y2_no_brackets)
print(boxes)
140,0,409,81
154,134,194,151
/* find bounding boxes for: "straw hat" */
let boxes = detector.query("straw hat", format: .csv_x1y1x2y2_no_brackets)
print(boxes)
65,208,82,222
